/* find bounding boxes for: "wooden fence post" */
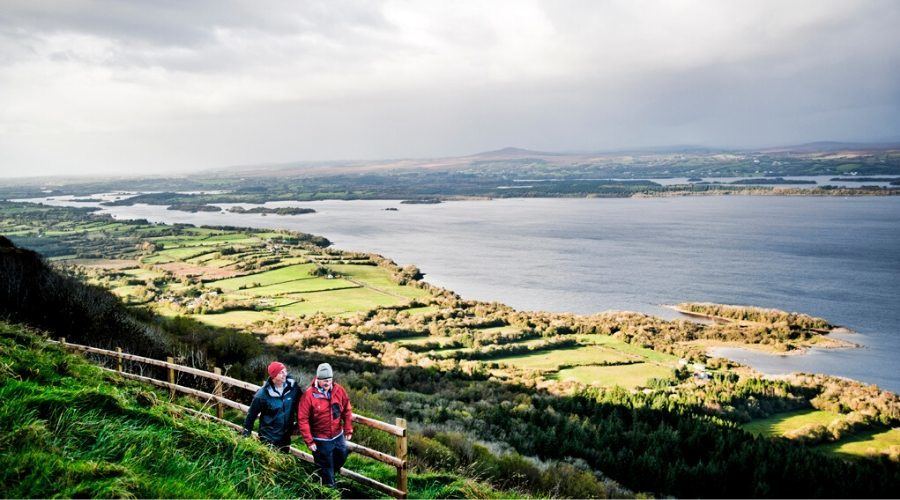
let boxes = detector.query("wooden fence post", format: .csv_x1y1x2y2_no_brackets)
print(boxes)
116,347,123,372
60,337,66,349
213,367,224,419
167,356,175,398
395,417,408,498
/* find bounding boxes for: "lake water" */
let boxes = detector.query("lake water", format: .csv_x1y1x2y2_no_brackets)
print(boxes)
22,195,900,392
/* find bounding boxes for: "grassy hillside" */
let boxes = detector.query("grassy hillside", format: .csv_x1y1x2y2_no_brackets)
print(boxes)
0,321,520,498
0,321,334,498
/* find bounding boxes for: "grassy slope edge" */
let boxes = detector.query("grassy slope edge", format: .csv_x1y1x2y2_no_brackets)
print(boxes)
0,322,517,499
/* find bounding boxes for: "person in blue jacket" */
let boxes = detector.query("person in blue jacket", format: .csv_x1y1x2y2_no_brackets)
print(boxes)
242,361,300,452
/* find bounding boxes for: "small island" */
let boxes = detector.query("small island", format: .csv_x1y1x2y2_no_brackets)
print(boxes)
671,302,856,354
384,207,399,211
166,203,222,212
227,206,316,215
70,197,102,202
729,177,817,185
401,198,442,204
830,176,900,184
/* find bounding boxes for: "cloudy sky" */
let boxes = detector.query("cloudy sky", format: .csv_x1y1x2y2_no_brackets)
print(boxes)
1,0,899,177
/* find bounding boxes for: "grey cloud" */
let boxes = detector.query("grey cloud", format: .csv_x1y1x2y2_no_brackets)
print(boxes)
1,0,899,177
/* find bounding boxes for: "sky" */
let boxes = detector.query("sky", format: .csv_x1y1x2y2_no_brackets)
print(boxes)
1,0,899,178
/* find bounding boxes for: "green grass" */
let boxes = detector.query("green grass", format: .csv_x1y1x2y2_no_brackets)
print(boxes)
475,325,521,334
494,345,633,371
276,288,409,317
553,363,674,389
121,268,165,280
742,409,844,437
156,246,218,261
328,264,431,300
190,310,275,328
577,334,678,363
202,258,237,268
0,322,334,498
208,264,317,291
0,321,520,498
233,277,359,297
818,428,900,459
111,285,143,298
141,254,175,265
392,335,456,347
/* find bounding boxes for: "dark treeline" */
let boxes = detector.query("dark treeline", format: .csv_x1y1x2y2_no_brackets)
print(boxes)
366,367,900,498
0,235,169,358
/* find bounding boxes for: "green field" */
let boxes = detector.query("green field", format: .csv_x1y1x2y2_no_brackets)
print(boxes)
818,428,900,459
208,264,317,291
190,309,274,328
275,287,411,317
495,344,634,371
392,335,456,347
156,246,218,261
476,325,521,334
554,363,674,388
141,254,175,264
742,409,844,437
577,334,678,363
232,277,359,296
121,268,165,280
329,264,431,300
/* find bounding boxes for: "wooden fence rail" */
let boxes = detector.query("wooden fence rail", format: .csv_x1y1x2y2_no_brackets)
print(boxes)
52,338,409,498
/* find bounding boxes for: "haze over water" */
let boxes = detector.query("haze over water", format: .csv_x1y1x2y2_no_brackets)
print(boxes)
30,195,900,392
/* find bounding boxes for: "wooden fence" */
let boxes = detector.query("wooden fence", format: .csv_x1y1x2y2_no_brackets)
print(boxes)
52,338,409,498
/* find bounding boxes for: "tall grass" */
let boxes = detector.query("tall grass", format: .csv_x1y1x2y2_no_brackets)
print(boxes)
0,321,523,498
0,321,332,498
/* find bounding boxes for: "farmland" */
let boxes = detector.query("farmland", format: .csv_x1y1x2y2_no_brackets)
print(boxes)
742,409,845,437
2,199,899,472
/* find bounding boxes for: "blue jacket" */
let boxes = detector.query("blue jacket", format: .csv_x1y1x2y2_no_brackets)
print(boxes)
242,376,300,444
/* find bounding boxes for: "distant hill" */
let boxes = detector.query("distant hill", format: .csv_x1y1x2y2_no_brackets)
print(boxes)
202,141,900,179
472,146,566,157
760,141,900,154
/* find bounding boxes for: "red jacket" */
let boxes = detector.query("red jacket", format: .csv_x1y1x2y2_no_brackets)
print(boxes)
297,378,353,447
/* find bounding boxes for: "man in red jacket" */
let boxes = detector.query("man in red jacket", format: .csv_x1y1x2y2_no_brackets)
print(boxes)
297,362,353,487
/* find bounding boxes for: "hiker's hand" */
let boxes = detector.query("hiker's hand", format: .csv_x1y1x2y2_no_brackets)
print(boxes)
309,444,317,452
345,435,352,442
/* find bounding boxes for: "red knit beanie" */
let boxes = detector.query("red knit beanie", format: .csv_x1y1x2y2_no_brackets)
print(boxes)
267,361,285,379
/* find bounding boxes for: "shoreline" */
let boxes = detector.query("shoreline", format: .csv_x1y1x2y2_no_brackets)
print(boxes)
665,304,861,356
8,196,896,393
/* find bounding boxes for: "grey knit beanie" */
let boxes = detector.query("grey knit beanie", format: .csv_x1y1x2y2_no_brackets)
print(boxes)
316,363,333,379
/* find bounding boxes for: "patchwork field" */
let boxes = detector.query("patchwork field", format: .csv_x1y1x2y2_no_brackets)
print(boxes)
495,344,634,370
818,428,900,459
742,409,900,460
209,264,319,291
554,363,674,388
742,409,844,438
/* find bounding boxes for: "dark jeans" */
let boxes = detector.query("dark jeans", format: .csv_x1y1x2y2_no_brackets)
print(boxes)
312,434,349,487
262,435,291,453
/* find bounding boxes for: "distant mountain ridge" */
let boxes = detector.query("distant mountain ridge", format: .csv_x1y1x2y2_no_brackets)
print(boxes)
207,141,900,178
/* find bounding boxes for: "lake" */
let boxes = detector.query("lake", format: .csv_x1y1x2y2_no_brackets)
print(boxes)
24,195,900,392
